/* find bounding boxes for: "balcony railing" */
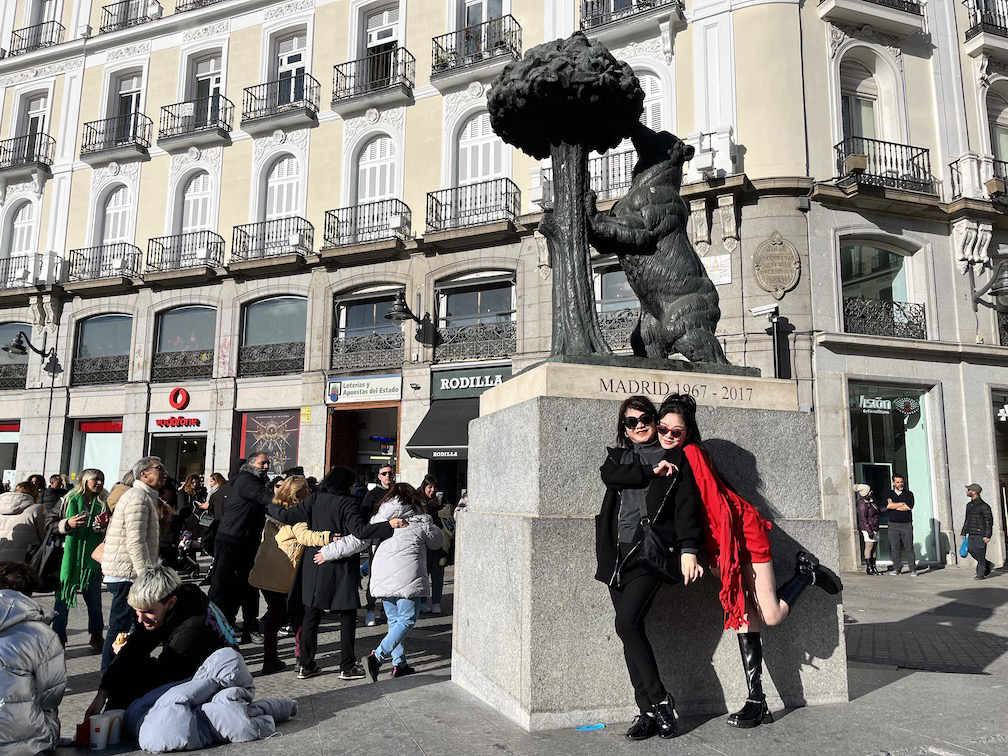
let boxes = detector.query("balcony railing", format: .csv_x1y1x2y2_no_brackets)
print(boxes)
426,178,520,232
580,0,681,30
432,16,521,75
333,48,415,102
331,331,405,372
435,320,517,362
835,136,936,194
323,199,411,248
151,349,214,382
237,341,305,377
147,231,226,272
948,159,963,200
9,20,65,55
67,243,143,281
851,0,922,13
966,0,1008,38
100,0,151,33
175,0,223,11
242,74,320,122
231,216,314,262
0,133,55,171
81,113,152,155
0,254,37,288
159,95,233,140
0,364,28,389
541,148,637,207
72,355,129,386
599,307,640,351
842,297,926,340
999,312,1008,347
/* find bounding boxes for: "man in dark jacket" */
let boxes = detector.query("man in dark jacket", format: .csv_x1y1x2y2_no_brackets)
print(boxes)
360,465,395,625
40,475,67,512
962,483,994,580
208,453,273,641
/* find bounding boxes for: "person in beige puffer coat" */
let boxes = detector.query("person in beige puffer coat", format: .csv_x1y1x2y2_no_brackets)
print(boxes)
0,482,46,563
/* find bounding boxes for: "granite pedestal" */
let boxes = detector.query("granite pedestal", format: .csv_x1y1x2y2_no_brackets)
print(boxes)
451,361,848,731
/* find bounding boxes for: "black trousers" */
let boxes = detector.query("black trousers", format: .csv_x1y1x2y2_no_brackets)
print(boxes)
967,534,991,578
609,570,667,714
301,605,357,671
208,536,260,629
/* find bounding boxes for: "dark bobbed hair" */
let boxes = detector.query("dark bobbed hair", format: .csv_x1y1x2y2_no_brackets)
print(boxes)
380,482,424,513
656,393,702,447
616,395,659,449
421,474,438,494
0,561,43,596
320,465,357,494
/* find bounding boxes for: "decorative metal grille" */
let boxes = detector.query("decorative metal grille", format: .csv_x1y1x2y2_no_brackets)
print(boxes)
231,217,314,261
67,243,142,281
580,0,681,30
237,341,305,377
0,254,37,289
100,0,150,33
333,48,415,102
242,75,320,123
331,332,404,372
147,231,225,272
966,0,1008,38
541,148,636,208
849,0,921,13
151,349,214,382
599,307,639,351
81,113,152,155
159,95,233,140
435,321,516,363
432,16,521,75
323,199,411,248
834,136,935,194
175,0,222,11
0,364,28,390
0,133,56,170
426,178,520,232
72,355,129,386
842,297,926,341
9,20,64,55
999,312,1008,347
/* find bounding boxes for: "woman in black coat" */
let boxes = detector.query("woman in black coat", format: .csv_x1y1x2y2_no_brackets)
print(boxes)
268,465,406,679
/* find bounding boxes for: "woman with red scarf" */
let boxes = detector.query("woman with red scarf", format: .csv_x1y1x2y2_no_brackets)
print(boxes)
652,394,841,729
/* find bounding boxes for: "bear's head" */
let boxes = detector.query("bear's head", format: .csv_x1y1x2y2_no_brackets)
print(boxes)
630,124,695,189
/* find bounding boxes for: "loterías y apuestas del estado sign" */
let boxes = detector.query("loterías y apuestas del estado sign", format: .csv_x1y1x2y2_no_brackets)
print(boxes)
431,366,512,400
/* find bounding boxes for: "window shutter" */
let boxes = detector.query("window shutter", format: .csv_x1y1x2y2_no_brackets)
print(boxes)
265,156,300,220
9,202,35,256
101,186,131,244
181,171,213,234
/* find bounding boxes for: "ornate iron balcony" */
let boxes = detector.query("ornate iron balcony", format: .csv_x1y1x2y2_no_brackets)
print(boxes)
159,95,233,140
541,148,636,208
9,20,65,55
426,177,520,232
237,341,305,378
231,216,314,262
0,364,28,389
966,0,1008,38
0,254,37,289
598,307,639,351
72,355,129,386
242,75,320,122
67,243,143,281
151,349,214,382
175,0,223,11
147,231,225,272
333,48,415,102
435,320,516,363
842,297,926,341
0,133,55,171
1000,312,1008,347
81,113,152,155
331,331,404,372
857,0,921,13
323,199,411,248
100,0,152,33
432,16,521,75
834,136,935,194
580,0,682,30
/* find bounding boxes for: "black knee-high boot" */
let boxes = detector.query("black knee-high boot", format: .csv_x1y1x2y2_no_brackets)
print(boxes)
726,632,773,728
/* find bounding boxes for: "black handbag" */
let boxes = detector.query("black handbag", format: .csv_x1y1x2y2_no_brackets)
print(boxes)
28,532,64,594
637,472,681,584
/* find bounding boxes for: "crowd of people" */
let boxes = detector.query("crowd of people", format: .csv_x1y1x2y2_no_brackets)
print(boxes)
0,454,457,752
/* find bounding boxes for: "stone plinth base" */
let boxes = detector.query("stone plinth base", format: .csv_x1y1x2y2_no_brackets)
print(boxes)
451,362,848,731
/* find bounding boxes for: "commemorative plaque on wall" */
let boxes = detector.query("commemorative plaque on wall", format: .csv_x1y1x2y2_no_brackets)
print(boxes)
753,231,800,300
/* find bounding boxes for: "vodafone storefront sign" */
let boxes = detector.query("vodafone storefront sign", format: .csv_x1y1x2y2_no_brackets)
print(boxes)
148,412,209,434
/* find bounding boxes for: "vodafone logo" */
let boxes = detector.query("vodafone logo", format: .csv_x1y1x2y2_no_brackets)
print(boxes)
155,416,202,428
169,387,190,410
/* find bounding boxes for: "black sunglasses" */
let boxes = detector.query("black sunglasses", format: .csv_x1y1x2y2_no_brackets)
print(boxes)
657,426,685,439
622,413,655,430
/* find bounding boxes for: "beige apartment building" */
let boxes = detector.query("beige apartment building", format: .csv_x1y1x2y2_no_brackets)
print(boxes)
0,0,1007,570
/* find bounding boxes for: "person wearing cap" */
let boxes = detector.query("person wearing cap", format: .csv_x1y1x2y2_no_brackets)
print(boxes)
961,484,993,580
854,484,881,575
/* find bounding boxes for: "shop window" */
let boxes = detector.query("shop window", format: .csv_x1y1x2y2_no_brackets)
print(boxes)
438,277,514,329
840,242,925,340
336,293,400,338
153,306,216,382
73,314,132,385
594,266,639,352
435,274,515,362
332,290,403,371
0,322,30,390
238,296,307,377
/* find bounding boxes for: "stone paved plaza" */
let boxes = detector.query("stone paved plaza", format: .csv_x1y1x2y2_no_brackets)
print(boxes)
46,565,1008,756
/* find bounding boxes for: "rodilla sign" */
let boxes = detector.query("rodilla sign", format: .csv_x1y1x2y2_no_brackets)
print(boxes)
431,365,512,400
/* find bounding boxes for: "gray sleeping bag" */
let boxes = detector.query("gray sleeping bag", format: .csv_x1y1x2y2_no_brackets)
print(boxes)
136,647,297,752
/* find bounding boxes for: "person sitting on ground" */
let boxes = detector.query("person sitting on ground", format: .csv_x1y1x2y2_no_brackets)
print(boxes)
0,561,67,756
84,565,238,719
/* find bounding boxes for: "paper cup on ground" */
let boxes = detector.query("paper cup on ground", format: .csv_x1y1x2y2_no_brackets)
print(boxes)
90,713,111,750
104,709,125,745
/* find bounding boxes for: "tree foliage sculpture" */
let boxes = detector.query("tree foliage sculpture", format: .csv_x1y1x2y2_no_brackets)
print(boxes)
488,32,644,356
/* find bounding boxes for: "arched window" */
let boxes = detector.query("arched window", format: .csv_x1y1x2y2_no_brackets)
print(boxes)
4,201,36,257
332,288,403,371
73,314,132,385
263,155,300,220
153,306,216,382
988,89,1008,162
456,111,502,186
0,322,31,390
99,186,131,245
840,242,922,339
357,135,396,203
179,171,213,234
238,296,307,377
840,60,878,141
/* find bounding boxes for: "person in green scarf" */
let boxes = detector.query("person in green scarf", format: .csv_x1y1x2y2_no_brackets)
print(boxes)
53,468,109,650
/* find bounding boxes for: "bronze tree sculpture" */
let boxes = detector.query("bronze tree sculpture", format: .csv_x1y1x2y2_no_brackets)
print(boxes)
488,32,644,356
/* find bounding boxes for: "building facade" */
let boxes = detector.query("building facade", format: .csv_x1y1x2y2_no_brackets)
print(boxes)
0,0,1005,569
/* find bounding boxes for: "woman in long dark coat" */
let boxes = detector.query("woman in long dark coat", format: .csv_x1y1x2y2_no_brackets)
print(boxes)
268,466,406,679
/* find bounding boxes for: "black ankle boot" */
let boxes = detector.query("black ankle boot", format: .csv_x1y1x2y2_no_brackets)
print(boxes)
726,632,773,729
653,698,678,738
796,551,843,594
869,557,881,575
625,712,658,740
865,560,872,575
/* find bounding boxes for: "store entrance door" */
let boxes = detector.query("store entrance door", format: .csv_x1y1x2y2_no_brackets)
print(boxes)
150,435,207,482
327,403,399,482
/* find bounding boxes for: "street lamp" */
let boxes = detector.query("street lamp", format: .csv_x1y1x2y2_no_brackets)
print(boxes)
385,290,436,345
973,260,1008,311
3,330,62,476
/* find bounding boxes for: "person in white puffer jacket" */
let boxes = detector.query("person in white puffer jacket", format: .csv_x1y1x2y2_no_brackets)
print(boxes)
0,561,67,755
344,483,442,681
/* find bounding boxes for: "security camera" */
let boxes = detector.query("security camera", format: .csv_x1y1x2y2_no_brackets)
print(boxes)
409,382,421,391
749,304,779,318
